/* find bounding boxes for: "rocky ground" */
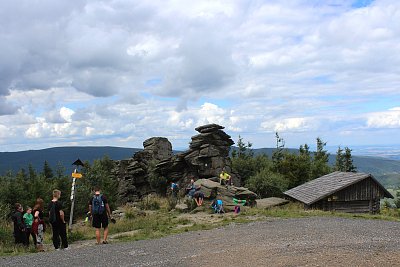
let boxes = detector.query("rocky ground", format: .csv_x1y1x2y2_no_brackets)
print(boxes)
2,216,400,267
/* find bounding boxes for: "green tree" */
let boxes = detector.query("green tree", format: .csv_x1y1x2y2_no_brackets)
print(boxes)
231,136,265,184
272,132,285,172
311,137,331,179
42,160,54,179
232,135,253,159
232,154,272,185
246,168,288,198
343,147,357,172
335,146,345,171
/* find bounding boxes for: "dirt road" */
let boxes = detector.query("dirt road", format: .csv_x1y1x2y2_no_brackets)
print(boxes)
2,217,400,267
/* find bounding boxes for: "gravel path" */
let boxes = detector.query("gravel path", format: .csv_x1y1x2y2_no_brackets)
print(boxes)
2,217,400,267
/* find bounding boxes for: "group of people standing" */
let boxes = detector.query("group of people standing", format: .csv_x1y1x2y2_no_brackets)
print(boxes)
11,189,68,251
11,186,112,251
11,198,46,251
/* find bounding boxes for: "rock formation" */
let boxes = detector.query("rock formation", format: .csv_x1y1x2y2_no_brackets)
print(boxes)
113,124,252,204
113,137,172,203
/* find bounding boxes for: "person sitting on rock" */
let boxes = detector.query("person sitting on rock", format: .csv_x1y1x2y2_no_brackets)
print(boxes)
219,168,232,186
211,198,224,214
186,179,197,199
193,190,204,206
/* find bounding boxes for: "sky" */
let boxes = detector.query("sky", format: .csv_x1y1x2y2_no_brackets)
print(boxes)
0,0,399,152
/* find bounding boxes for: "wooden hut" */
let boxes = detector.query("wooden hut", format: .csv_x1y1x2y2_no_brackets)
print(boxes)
284,171,393,214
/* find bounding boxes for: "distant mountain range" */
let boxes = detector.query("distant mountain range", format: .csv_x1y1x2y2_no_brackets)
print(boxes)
1,146,399,189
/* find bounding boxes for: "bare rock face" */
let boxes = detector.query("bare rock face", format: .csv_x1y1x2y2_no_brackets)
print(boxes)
113,124,246,204
113,137,172,203
143,137,172,161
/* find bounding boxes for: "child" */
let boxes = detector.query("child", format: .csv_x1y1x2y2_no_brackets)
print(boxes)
23,206,37,246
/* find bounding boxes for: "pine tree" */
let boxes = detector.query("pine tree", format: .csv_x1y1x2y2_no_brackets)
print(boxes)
311,137,331,179
43,160,54,179
335,146,345,171
232,135,253,159
344,147,357,172
272,132,285,172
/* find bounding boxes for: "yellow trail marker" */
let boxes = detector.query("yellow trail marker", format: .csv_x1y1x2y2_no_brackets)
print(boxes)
71,172,83,178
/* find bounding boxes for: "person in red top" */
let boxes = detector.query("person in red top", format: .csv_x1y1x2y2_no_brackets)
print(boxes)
88,186,112,244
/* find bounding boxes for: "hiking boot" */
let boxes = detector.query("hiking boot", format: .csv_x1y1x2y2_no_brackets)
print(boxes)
102,240,108,244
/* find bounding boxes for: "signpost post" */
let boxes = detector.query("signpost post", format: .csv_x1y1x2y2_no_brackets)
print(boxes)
69,159,84,232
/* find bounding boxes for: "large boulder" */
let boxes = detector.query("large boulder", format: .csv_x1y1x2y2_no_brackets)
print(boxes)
194,179,257,212
255,197,289,209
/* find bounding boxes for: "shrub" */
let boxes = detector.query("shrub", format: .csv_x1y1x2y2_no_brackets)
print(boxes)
138,195,161,210
246,168,288,198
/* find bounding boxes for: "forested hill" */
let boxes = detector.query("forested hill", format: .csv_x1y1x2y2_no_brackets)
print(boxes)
242,147,400,188
1,146,399,188
0,146,141,175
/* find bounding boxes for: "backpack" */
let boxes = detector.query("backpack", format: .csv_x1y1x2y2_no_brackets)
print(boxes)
171,183,179,191
92,194,105,215
49,202,57,224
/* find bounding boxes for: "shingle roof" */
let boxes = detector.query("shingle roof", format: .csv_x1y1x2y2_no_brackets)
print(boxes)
284,171,393,205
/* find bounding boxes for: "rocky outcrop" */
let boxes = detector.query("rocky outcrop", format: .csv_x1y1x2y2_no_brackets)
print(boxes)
113,137,172,203
113,124,253,206
156,123,238,185
193,179,257,211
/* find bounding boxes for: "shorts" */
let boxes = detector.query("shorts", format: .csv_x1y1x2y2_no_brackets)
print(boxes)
92,213,109,229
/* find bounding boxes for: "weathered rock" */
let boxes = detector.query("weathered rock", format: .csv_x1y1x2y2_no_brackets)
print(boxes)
255,197,290,209
113,124,243,204
143,137,172,161
175,203,189,212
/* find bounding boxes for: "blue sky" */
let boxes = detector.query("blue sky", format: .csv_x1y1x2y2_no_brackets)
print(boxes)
0,0,399,152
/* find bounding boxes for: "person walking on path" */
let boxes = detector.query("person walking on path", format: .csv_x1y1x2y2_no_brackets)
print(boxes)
32,198,46,252
48,189,69,250
11,203,27,246
23,206,36,247
88,186,112,245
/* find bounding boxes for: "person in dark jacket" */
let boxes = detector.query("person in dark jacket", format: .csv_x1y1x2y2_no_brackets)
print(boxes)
48,189,68,250
11,203,27,246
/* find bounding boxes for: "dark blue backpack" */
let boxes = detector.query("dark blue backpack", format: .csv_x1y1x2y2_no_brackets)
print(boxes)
92,194,105,215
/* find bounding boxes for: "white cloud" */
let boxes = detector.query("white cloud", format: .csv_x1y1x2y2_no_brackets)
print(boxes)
261,117,311,132
367,107,400,128
1,1,400,151
60,107,75,123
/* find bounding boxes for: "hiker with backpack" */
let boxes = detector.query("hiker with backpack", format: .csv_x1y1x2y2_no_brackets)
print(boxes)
211,198,224,214
170,182,179,199
48,189,69,250
88,186,112,245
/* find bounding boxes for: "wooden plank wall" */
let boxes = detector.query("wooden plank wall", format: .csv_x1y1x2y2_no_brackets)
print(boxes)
307,177,385,213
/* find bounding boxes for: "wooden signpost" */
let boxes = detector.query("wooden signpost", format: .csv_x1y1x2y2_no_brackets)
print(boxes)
69,159,84,231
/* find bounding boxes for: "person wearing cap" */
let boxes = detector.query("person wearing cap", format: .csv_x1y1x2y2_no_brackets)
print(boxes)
88,186,112,244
